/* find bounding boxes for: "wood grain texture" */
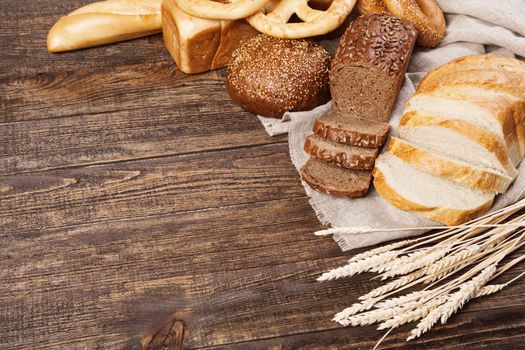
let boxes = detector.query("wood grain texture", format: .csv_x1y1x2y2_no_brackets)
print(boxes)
0,143,302,234
0,0,168,78
1,0,524,349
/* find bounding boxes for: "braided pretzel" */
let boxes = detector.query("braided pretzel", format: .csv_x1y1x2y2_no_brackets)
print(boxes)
173,0,271,20
246,0,357,39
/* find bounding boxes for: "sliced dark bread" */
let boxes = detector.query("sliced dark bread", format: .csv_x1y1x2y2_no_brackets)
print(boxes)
330,14,417,121
313,112,390,149
300,157,372,198
304,134,378,170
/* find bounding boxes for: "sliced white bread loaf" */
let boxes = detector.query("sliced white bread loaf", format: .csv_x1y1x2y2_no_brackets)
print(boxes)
373,153,495,225
417,55,525,100
387,137,514,194
399,112,518,179
372,55,525,225
404,85,525,165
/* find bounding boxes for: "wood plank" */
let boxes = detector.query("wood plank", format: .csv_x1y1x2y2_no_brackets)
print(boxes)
1,61,225,123
0,0,169,78
0,197,333,350
1,197,523,349
0,143,303,234
0,87,283,175
203,303,525,350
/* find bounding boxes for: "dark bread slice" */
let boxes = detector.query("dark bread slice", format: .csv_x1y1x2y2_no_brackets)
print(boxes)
313,112,390,148
331,14,417,122
304,134,378,169
300,157,372,198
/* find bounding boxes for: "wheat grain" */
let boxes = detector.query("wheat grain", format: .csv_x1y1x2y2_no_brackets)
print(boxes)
317,201,525,346
382,246,451,278
426,245,481,276
374,290,432,309
360,270,427,300
439,264,496,324
407,265,497,340
333,298,380,324
317,251,398,281
349,240,414,262
378,295,448,330
343,303,416,327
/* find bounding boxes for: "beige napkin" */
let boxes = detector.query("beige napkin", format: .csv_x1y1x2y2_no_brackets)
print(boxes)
257,0,525,251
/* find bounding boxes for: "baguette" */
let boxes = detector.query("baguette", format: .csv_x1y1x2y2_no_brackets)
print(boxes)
47,0,162,53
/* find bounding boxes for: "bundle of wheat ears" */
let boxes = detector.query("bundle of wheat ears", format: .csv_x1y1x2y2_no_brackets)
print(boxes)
317,197,525,348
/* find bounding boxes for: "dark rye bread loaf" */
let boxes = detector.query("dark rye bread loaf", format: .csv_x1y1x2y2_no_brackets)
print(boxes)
304,134,378,170
313,111,390,148
331,14,417,122
300,157,372,198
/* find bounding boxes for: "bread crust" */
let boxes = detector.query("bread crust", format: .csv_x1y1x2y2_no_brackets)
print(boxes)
387,137,513,193
418,55,525,98
313,118,389,149
356,0,387,15
162,0,258,74
226,35,331,118
384,0,446,48
301,162,371,198
372,168,494,225
304,135,378,170
330,14,417,120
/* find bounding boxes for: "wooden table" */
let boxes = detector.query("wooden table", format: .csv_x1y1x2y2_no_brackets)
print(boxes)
1,1,524,349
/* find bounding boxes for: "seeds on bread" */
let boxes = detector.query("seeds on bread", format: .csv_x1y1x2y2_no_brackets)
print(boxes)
304,134,379,170
313,112,390,149
226,34,331,118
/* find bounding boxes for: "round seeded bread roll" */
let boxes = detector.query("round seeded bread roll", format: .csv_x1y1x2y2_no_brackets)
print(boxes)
226,35,331,118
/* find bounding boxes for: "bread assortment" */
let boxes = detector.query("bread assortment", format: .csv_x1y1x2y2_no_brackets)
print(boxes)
226,35,331,118
373,54,525,225
356,0,446,47
47,0,162,52
301,14,417,198
49,0,525,228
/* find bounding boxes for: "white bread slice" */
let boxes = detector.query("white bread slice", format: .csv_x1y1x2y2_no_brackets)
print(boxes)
404,85,525,165
373,153,495,225
387,137,514,194
399,112,518,179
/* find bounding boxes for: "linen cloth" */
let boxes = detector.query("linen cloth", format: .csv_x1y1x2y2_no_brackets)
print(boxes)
256,0,525,251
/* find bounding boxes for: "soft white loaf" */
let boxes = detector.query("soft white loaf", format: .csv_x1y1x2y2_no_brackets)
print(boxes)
373,54,525,225
47,0,162,53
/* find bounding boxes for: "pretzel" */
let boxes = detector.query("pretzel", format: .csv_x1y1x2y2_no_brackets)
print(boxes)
173,0,271,20
246,0,357,38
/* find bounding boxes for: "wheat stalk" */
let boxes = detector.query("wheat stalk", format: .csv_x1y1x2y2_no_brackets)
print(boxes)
315,223,525,236
317,251,398,281
316,200,525,347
